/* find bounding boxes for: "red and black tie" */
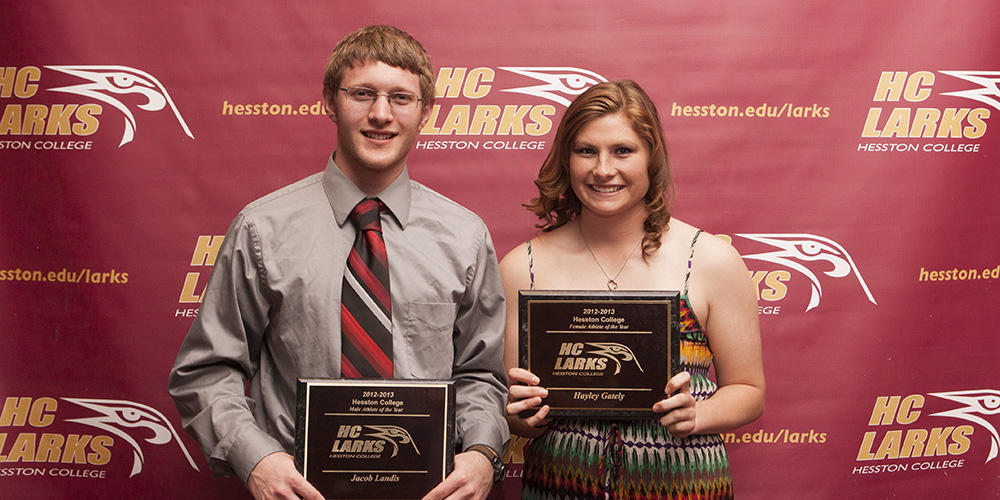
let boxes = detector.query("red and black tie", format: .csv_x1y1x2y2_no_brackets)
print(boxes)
341,198,393,378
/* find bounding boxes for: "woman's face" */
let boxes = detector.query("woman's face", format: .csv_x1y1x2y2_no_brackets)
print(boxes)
568,112,651,219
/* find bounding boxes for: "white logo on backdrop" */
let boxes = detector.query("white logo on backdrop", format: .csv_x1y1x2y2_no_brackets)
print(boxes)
931,389,1000,463
45,65,195,147
736,233,877,312
499,67,608,106
939,71,1000,111
63,398,200,477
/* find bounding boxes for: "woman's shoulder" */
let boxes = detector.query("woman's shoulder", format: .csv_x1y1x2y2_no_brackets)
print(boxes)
669,219,743,268
501,224,574,258
499,234,546,281
499,227,575,284
499,240,531,271
669,224,749,294
663,218,699,243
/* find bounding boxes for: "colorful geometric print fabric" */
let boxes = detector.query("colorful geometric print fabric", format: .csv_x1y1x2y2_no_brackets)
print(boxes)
522,231,733,500
521,296,732,500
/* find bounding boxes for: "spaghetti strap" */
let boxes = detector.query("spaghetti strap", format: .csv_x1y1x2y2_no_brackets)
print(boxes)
527,240,535,290
683,230,704,297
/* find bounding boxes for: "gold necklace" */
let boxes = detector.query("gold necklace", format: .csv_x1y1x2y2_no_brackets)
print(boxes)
579,223,642,291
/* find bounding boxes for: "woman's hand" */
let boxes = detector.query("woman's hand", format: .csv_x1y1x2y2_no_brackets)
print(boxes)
652,371,697,438
506,367,553,437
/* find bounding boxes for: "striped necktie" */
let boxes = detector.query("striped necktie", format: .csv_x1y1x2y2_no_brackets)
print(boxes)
341,198,392,378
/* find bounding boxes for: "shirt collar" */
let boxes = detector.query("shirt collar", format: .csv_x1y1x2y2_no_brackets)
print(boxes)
323,154,412,230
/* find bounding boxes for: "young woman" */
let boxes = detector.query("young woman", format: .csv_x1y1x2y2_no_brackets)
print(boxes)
500,80,765,500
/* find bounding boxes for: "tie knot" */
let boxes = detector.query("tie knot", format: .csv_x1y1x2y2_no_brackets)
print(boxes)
350,198,383,233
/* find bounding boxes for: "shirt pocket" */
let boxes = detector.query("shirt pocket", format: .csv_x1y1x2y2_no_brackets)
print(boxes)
403,301,458,378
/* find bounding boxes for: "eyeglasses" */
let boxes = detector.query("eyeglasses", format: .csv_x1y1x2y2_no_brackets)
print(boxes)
339,86,423,110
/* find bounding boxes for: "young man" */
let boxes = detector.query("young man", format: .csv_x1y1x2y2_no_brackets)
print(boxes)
168,25,508,500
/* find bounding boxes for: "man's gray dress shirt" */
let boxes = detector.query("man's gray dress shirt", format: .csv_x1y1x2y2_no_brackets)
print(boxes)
168,156,509,482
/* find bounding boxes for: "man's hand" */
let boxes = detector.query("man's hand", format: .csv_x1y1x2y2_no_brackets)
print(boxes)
247,452,324,500
421,449,494,500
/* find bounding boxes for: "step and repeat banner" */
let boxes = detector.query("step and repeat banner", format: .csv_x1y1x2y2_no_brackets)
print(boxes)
3,1,999,498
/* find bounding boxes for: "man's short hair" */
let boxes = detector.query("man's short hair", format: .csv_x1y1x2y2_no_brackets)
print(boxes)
323,25,435,106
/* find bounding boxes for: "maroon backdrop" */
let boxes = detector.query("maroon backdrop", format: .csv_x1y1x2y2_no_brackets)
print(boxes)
3,1,999,498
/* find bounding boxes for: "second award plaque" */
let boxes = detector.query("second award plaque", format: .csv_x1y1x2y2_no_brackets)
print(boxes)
519,290,680,418
295,379,455,500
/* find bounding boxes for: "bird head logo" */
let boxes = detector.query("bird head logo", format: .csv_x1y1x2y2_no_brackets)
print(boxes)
938,71,1000,111
583,342,644,375
498,67,607,106
930,389,1000,463
62,398,200,477
363,424,420,458
44,65,195,147
736,233,877,312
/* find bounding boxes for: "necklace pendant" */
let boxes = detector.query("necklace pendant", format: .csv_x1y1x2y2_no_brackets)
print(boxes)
607,279,618,290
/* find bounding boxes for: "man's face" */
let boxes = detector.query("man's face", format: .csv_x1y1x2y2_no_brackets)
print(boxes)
325,60,431,193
